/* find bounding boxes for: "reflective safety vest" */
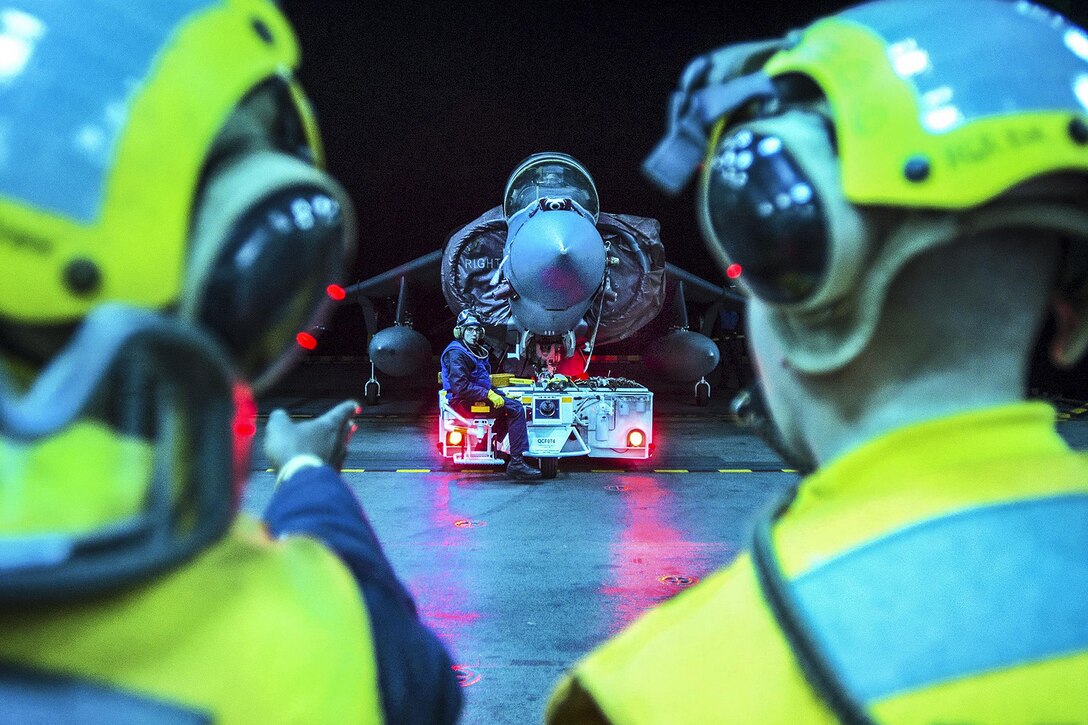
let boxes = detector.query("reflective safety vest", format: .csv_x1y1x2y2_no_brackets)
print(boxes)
548,403,1088,724
0,516,383,724
750,492,1088,725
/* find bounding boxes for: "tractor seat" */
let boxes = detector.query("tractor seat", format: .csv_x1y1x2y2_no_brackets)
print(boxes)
438,389,493,419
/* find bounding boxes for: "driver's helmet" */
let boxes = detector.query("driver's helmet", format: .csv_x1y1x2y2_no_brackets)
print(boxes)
454,309,484,339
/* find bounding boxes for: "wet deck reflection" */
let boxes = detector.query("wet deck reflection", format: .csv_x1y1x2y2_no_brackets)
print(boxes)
240,401,1088,723
243,411,794,723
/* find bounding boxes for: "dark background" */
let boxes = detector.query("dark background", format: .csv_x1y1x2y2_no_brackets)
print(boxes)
276,0,1088,398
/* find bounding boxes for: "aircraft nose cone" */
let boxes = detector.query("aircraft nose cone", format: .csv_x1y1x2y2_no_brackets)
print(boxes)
507,210,605,311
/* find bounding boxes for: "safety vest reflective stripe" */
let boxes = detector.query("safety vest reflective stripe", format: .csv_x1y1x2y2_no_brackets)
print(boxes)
0,518,382,724
789,493,1088,703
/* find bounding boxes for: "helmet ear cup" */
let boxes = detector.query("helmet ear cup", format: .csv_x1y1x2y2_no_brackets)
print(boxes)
183,151,356,391
700,109,866,311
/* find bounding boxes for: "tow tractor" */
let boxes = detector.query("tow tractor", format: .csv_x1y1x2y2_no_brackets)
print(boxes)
438,374,653,478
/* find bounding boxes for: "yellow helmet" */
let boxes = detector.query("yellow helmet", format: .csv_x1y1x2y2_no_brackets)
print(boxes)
0,0,353,388
0,0,353,600
645,0,1088,372
761,0,1088,209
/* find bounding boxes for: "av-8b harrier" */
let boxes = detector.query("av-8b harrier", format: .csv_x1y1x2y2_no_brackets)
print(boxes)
341,152,740,407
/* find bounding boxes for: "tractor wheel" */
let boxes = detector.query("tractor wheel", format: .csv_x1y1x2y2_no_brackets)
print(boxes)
538,457,559,479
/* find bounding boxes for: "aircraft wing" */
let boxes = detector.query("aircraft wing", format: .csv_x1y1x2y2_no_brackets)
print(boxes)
342,250,443,301
336,250,447,383
664,263,744,305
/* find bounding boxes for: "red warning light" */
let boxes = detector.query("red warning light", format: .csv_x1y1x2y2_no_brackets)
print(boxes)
326,284,346,301
295,332,318,350
234,420,257,437
451,664,482,687
726,263,743,279
446,429,465,446
627,429,645,447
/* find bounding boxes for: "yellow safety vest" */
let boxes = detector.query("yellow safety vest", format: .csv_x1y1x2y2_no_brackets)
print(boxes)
548,402,1088,724
0,515,383,724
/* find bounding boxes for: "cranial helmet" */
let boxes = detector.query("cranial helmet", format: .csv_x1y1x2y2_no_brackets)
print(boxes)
454,309,484,340
0,0,354,601
645,0,1088,373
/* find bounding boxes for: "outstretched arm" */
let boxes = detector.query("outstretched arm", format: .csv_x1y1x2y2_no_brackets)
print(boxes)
262,401,463,724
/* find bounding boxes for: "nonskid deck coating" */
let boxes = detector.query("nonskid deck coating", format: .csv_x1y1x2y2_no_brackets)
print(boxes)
241,396,1088,724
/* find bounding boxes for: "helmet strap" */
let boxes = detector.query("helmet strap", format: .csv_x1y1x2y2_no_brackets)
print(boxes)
0,304,235,602
644,38,788,195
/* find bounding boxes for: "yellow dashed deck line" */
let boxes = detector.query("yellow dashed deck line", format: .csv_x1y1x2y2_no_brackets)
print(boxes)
781,469,798,473
653,469,689,473
719,468,753,473
395,468,431,473
263,467,366,473
591,469,625,473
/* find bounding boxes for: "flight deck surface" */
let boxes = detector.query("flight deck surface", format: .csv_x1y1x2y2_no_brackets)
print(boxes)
244,384,1088,725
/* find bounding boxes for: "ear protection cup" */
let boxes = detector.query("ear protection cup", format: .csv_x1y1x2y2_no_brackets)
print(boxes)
702,109,1088,374
699,109,870,311
182,150,356,392
453,309,483,342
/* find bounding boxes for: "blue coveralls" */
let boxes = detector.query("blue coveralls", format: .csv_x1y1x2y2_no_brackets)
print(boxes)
440,340,530,456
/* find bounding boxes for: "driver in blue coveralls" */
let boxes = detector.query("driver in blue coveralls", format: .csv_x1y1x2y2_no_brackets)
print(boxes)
441,310,542,480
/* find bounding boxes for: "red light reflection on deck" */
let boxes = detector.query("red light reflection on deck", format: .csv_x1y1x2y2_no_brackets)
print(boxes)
453,519,486,528
451,664,482,687
409,475,483,654
599,474,705,635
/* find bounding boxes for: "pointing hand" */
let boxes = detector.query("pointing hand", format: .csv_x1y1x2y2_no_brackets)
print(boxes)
265,399,360,473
